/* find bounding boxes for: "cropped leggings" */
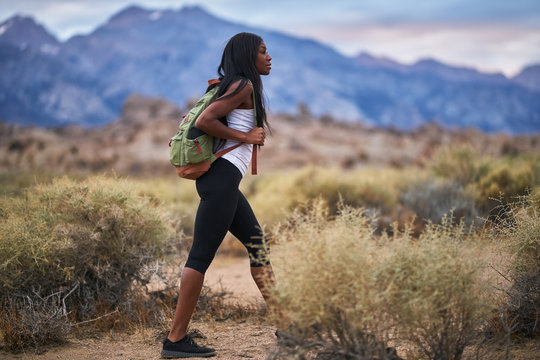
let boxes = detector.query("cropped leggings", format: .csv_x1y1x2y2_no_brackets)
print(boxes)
185,157,270,274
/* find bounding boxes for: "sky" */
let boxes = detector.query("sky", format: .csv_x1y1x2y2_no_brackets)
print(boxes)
1,0,539,77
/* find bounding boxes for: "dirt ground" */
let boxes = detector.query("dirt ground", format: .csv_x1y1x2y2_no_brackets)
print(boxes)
1,255,278,360
3,254,540,359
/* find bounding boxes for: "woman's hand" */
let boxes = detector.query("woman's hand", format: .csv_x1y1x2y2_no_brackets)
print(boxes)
245,127,266,145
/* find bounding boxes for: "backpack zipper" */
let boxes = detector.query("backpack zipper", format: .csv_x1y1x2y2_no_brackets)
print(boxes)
194,139,202,154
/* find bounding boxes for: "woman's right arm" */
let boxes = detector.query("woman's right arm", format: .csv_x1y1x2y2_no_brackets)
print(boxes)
195,81,265,145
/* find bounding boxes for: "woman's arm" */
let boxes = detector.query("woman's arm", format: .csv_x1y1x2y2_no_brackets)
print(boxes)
195,81,265,145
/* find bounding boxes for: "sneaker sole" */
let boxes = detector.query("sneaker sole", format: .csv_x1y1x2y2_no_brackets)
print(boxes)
161,349,216,358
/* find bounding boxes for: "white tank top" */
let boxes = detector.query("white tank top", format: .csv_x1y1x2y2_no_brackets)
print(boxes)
220,109,255,177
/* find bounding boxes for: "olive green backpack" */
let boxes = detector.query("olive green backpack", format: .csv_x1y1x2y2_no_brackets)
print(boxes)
169,79,257,179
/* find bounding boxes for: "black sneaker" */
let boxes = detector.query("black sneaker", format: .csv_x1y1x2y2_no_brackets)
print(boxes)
161,334,216,358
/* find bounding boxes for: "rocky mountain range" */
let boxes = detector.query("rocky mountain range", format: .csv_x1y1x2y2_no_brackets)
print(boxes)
0,5,539,133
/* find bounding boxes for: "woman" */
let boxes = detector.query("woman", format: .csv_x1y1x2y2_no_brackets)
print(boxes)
162,32,274,358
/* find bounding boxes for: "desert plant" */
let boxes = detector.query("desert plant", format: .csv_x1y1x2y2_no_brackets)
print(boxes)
0,291,71,351
476,163,535,205
269,200,397,359
269,200,490,360
0,175,179,351
400,177,479,226
384,215,490,360
495,192,540,339
430,144,490,186
131,177,200,234
249,166,401,229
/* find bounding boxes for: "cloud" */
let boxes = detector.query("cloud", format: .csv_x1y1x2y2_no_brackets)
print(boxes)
0,0,192,39
1,0,538,75
284,22,540,76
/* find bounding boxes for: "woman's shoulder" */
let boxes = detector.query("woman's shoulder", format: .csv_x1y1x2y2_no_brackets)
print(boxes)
221,79,253,107
228,78,253,94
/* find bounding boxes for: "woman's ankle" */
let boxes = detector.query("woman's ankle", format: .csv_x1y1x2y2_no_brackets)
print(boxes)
167,330,187,343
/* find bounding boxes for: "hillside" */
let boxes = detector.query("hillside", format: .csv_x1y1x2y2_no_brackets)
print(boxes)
1,94,539,177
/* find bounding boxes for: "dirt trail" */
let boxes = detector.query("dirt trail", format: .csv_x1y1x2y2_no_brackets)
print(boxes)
1,255,277,360
204,255,265,305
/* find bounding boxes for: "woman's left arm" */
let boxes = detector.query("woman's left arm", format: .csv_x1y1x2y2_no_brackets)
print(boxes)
195,81,265,145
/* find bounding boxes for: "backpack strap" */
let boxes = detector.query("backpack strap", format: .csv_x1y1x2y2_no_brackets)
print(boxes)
251,145,257,175
207,78,259,175
214,143,242,158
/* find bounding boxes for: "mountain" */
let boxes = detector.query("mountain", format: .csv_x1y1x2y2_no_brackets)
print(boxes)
0,15,58,52
514,64,540,91
0,15,114,127
0,5,539,133
355,52,409,72
409,58,508,83
0,43,115,127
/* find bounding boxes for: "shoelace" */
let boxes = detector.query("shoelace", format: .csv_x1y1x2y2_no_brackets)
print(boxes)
185,335,195,345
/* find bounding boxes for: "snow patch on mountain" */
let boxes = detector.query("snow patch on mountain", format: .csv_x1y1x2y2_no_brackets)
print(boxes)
0,23,10,36
40,43,59,55
149,11,162,21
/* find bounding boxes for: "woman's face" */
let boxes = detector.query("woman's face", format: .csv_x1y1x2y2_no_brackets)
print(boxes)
255,41,272,75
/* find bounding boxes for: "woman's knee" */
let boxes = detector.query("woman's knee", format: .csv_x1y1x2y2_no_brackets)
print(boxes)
185,254,214,274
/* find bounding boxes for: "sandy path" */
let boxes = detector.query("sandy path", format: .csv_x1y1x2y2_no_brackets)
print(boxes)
204,254,265,306
1,255,277,360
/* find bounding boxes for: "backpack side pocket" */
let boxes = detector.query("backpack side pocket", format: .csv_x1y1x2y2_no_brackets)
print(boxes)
184,134,213,164
169,130,185,167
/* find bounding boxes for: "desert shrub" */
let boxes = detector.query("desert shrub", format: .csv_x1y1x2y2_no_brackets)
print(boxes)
495,193,540,339
0,293,71,351
384,216,490,360
0,175,179,351
270,200,490,360
430,145,490,186
131,177,199,234
400,177,479,226
476,163,535,206
249,166,401,228
429,146,540,217
269,200,396,359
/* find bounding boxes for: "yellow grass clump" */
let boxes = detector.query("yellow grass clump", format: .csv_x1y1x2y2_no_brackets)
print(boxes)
269,200,493,360
494,192,540,339
248,166,407,228
0,175,179,351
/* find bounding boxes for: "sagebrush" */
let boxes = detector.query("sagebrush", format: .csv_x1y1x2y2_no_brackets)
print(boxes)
0,175,179,351
269,200,492,360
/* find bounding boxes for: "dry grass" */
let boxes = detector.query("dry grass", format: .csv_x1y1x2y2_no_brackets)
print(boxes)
269,200,493,360
491,192,540,340
248,166,408,231
0,175,180,351
2,144,540,356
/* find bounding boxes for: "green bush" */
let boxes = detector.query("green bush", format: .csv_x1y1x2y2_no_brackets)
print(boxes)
496,192,540,339
249,166,401,228
0,175,177,351
429,146,540,217
130,177,199,235
477,163,535,204
430,145,490,186
270,200,491,360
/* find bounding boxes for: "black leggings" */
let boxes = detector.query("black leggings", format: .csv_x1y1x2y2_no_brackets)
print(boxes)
185,158,270,274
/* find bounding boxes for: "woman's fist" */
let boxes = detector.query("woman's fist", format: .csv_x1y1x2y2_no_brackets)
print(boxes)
245,127,266,145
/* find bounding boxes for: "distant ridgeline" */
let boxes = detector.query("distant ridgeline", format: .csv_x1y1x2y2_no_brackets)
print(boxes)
0,6,539,133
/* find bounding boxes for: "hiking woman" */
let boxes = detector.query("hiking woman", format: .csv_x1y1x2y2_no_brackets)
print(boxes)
162,32,275,358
